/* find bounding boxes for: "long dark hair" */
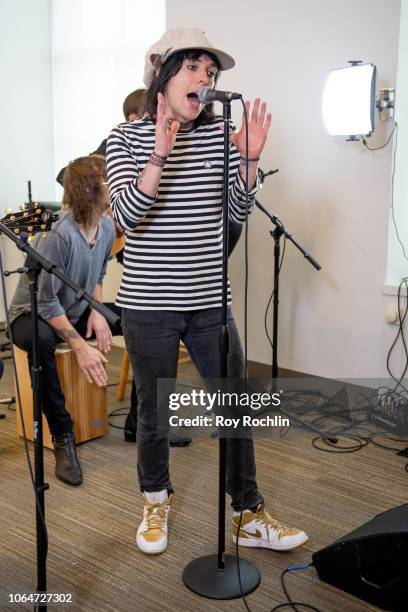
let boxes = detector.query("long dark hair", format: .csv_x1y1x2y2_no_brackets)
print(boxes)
145,49,221,128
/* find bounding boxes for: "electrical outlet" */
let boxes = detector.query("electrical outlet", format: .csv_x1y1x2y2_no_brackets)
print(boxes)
385,304,406,325
385,304,398,324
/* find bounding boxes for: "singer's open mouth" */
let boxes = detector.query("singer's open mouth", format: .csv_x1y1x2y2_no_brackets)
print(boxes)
186,92,200,110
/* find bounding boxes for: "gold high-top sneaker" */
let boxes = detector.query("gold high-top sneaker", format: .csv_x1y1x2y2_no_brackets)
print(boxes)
136,492,172,554
233,504,308,551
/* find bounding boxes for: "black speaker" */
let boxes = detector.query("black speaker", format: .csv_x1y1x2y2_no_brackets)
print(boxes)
312,504,408,610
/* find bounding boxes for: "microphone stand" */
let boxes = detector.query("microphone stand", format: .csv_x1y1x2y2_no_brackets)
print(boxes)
255,172,341,442
183,102,260,598
0,221,119,610
255,171,321,380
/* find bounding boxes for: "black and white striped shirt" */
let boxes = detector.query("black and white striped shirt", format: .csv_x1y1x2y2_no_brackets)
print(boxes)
106,117,256,310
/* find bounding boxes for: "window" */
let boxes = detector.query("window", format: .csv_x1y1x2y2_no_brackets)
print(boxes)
51,0,165,197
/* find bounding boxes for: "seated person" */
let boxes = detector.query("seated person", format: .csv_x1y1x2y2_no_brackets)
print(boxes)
9,155,120,486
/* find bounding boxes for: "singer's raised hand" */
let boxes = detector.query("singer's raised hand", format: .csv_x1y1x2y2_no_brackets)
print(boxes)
154,92,180,157
230,98,272,158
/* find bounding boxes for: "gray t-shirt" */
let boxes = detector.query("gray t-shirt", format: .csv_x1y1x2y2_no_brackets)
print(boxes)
9,210,115,325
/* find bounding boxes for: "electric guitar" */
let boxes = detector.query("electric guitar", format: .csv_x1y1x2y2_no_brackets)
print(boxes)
0,204,58,239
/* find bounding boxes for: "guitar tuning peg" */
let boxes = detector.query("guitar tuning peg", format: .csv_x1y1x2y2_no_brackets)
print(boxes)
27,226,33,232
14,229,20,234
19,205,24,210
40,224,46,230
10,215,16,221
28,235,36,242
23,212,29,217
41,233,47,239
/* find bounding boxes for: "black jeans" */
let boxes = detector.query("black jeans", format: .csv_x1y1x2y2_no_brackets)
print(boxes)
11,304,125,436
122,307,264,511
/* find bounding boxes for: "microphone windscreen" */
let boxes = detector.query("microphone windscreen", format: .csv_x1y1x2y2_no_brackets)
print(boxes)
197,87,211,104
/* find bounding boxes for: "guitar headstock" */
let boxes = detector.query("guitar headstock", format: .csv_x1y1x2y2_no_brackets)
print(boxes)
0,203,59,240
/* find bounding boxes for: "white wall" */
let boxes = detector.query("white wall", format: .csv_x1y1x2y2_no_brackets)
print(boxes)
0,0,55,320
167,0,402,378
387,0,408,284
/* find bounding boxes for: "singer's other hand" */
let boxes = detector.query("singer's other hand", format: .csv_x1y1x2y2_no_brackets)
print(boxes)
229,98,272,159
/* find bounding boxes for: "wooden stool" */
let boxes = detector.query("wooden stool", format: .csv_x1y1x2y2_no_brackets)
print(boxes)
117,342,191,401
14,342,108,450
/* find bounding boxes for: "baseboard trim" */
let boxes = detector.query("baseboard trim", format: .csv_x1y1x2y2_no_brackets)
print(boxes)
247,361,318,379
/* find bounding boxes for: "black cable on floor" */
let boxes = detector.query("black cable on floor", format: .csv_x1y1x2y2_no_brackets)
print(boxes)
270,565,322,612
311,435,365,453
108,406,130,430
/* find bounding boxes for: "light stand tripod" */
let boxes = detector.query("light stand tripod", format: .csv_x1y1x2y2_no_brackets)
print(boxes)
0,221,119,610
182,101,261,599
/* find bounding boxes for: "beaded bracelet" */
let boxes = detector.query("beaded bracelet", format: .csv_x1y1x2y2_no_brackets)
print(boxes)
148,151,167,167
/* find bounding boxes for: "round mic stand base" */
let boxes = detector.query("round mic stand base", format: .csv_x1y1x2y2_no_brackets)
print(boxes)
183,553,260,600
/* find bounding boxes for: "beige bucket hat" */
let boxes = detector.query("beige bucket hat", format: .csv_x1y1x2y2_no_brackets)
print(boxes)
143,27,235,87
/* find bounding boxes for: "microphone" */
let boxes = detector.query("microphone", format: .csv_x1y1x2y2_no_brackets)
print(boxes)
197,86,242,105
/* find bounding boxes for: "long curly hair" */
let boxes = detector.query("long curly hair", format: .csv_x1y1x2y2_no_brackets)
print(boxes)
62,155,108,229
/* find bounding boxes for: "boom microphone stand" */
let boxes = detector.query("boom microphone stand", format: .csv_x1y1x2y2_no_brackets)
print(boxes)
183,102,261,598
254,183,321,380
0,221,119,610
254,171,342,443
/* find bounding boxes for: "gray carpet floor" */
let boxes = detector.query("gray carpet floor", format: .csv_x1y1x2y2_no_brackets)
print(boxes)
1,344,407,611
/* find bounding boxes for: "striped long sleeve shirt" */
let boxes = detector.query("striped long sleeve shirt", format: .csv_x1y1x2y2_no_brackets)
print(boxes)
106,117,257,311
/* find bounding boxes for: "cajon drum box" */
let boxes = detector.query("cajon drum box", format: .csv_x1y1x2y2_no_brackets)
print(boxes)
14,343,108,450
